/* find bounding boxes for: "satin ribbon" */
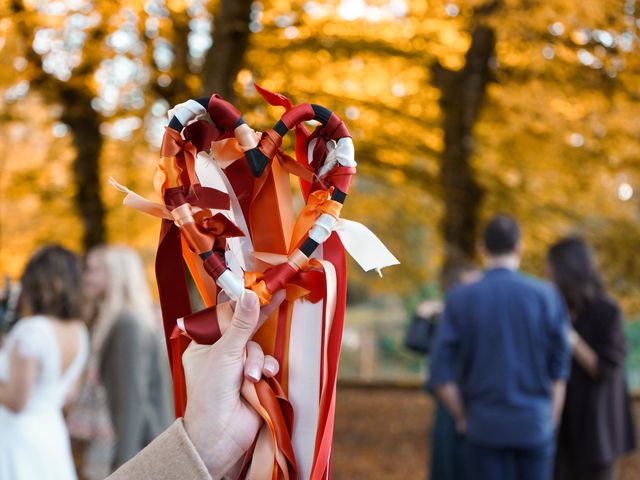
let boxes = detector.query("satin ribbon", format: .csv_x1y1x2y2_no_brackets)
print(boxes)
334,219,400,275
244,259,326,307
310,235,346,480
156,127,200,196
108,177,173,219
289,190,343,253
116,90,401,480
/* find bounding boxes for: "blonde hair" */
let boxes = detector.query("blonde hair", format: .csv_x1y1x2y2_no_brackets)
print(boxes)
90,245,156,354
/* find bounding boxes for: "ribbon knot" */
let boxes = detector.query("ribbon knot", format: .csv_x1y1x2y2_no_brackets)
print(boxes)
244,258,326,307
289,190,343,253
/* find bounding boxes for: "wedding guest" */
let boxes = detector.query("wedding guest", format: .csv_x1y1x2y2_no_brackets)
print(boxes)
549,237,636,480
424,262,481,480
0,245,89,480
430,215,571,480
83,245,172,471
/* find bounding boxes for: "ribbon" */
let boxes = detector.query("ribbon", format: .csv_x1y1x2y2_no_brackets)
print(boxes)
112,90,400,480
108,177,173,220
156,127,200,195
335,219,400,275
289,190,343,253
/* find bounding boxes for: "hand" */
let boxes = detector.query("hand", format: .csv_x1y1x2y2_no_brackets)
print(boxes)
182,290,282,478
416,300,443,318
454,416,467,435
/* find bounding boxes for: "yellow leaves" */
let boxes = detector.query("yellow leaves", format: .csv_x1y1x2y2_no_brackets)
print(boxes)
436,28,470,70
0,0,638,307
185,74,202,94
423,130,443,153
165,0,189,13
549,97,588,122
237,69,253,86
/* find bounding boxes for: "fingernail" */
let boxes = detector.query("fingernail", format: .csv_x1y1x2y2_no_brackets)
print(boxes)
247,365,261,382
238,290,259,312
264,363,276,376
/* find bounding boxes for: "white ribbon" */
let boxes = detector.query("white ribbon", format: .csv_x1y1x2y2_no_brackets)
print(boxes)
334,219,399,276
108,177,173,220
167,99,208,126
317,137,357,179
195,151,256,272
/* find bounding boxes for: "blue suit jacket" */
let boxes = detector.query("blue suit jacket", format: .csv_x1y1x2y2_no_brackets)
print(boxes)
430,268,571,448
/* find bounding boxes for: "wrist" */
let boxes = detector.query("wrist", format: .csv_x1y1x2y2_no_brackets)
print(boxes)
183,414,231,479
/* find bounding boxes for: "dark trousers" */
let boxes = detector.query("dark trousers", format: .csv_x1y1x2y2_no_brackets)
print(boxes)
463,440,555,480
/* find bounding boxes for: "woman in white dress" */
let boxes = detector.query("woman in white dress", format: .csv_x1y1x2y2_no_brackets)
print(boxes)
0,245,89,480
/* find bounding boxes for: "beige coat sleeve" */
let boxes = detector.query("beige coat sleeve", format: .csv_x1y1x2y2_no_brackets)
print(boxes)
107,419,212,480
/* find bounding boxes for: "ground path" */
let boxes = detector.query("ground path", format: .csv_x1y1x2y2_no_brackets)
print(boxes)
333,385,640,479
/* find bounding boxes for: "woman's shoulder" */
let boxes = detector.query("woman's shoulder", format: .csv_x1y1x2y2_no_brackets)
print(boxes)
6,316,54,357
14,314,48,325
10,315,50,336
105,311,153,347
581,295,622,324
590,295,621,314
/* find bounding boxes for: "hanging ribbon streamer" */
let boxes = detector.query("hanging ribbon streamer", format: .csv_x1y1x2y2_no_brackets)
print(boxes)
111,85,398,480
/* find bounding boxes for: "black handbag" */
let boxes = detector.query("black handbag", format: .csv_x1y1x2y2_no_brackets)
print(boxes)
404,313,438,355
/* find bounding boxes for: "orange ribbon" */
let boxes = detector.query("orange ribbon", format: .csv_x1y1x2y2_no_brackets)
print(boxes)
275,148,315,184
245,258,326,307
244,271,273,306
289,189,343,254
155,127,199,196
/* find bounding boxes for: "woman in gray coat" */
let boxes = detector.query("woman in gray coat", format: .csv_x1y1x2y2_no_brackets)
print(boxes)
85,246,172,471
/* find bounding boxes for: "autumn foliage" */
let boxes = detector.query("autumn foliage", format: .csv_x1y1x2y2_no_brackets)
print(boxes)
0,0,639,311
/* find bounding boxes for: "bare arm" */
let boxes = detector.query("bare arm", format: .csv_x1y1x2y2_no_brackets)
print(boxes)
63,372,84,415
551,380,566,427
435,381,467,434
570,330,600,379
0,345,38,413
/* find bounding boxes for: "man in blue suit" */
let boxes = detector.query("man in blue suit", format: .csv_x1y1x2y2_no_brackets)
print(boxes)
430,215,571,480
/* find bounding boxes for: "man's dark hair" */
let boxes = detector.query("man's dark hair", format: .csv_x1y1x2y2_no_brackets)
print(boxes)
483,214,521,255
20,245,85,321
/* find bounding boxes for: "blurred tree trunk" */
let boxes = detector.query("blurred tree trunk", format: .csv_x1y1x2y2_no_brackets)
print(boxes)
60,89,106,251
11,0,107,252
202,0,254,101
432,26,496,280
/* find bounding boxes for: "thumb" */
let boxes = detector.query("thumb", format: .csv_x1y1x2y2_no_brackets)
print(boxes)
222,289,260,354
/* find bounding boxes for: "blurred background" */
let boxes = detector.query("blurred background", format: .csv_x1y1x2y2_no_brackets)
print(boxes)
1,0,640,477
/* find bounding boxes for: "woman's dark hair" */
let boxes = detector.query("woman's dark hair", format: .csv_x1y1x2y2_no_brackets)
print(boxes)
547,236,605,313
20,245,85,321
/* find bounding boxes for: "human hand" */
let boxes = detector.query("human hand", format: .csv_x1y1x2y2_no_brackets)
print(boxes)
416,300,443,318
454,416,467,436
182,290,283,478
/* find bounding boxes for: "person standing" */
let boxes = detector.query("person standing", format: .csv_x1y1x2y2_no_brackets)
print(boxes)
83,245,172,471
418,263,482,480
0,245,89,480
548,237,635,480
429,215,571,480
